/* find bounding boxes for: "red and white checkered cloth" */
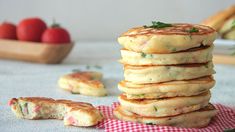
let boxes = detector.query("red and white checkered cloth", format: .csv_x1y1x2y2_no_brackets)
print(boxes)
96,102,235,132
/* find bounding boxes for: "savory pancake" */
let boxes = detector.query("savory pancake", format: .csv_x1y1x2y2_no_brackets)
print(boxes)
120,45,213,65
219,15,235,34
118,23,216,54
124,62,215,84
201,4,235,31
58,71,107,96
118,76,215,99
8,97,103,127
219,16,235,40
118,92,211,117
113,103,217,128
222,29,235,40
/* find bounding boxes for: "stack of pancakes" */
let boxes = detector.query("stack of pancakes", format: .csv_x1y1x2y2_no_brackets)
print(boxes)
114,23,218,128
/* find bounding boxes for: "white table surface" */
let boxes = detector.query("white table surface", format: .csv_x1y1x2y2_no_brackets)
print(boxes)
0,41,235,132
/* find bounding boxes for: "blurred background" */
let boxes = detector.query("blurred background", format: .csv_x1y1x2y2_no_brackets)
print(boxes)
0,0,234,41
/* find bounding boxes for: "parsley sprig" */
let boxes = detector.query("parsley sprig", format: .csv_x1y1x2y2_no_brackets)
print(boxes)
186,27,199,33
144,21,172,29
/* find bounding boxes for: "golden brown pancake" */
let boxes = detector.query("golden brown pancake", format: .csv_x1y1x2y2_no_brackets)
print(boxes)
58,71,107,96
113,103,217,128
120,45,213,65
124,62,215,84
118,92,211,117
118,23,216,54
119,76,215,99
8,97,103,127
219,15,235,40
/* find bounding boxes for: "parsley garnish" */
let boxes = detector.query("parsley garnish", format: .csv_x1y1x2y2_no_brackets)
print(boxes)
153,106,158,112
135,94,145,98
94,65,102,69
85,65,102,70
187,27,199,33
71,91,77,94
144,21,172,29
141,53,147,58
141,53,153,58
146,123,154,125
72,69,81,73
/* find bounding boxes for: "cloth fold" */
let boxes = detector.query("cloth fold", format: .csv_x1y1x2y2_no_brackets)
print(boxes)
96,102,235,132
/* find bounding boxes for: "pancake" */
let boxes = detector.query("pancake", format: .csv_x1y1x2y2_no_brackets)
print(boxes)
8,97,103,127
118,23,216,54
113,103,217,128
118,76,215,99
222,29,235,40
120,45,213,65
118,92,211,117
201,4,235,31
219,15,235,34
58,71,107,96
124,62,215,84
219,16,235,40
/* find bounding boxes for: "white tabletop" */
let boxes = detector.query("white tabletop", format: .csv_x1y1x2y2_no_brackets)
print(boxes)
0,41,235,132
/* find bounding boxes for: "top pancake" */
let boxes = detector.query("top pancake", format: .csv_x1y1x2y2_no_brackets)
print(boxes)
118,23,216,54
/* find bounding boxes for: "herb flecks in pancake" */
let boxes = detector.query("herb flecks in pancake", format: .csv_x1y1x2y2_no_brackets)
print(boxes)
144,21,172,29
154,106,158,112
231,20,235,29
141,52,153,58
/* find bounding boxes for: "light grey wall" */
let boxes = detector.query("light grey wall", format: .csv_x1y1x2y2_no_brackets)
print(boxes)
0,0,234,41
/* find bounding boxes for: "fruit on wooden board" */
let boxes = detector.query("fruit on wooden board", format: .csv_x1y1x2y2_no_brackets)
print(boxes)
17,17,47,42
0,22,17,40
41,24,71,44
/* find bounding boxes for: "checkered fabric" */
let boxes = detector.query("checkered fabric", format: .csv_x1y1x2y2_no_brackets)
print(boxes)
96,102,235,132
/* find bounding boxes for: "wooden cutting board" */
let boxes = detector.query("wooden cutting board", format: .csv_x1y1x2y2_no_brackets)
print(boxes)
213,54,235,65
213,39,235,65
0,39,74,64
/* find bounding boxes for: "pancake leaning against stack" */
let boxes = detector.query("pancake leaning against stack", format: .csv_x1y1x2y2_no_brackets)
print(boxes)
114,21,217,128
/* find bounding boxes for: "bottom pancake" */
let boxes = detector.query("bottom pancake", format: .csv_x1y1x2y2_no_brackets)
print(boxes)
113,104,217,128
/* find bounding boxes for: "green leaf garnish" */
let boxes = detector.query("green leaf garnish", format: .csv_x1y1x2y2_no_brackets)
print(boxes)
144,21,172,29
187,27,199,33
94,65,102,69
85,65,102,69
134,94,145,98
71,91,78,94
153,106,158,112
72,69,81,73
171,48,177,52
146,122,154,125
141,53,147,58
24,103,28,114
141,53,153,58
